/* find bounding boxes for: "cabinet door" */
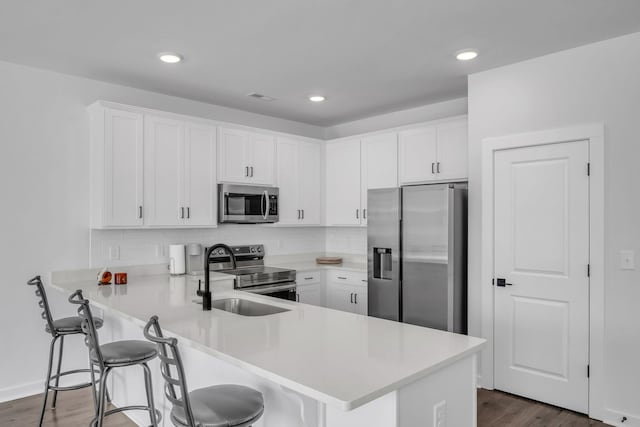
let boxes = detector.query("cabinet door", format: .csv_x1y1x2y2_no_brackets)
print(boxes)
144,115,183,226
352,289,368,315
361,133,398,226
276,138,300,224
297,284,323,306
436,120,468,181
299,141,322,225
103,108,144,226
184,123,217,226
326,283,355,312
325,140,362,225
249,133,275,185
218,127,250,183
398,126,438,184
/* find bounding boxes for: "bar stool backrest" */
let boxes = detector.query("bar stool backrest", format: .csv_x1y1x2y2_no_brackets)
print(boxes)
27,276,56,337
144,316,196,427
68,289,105,368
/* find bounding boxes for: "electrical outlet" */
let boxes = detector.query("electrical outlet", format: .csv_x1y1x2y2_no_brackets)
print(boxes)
433,400,446,427
108,246,120,261
620,250,635,270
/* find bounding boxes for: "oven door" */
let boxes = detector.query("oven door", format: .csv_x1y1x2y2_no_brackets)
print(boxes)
242,282,296,301
219,184,279,223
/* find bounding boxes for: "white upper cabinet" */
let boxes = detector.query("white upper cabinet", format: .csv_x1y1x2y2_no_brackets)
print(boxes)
144,115,184,226
183,124,217,226
276,138,322,225
398,117,468,184
360,132,398,226
144,116,218,227
398,126,438,184
325,139,362,226
90,102,217,229
435,120,468,182
218,127,275,185
325,133,398,226
90,106,144,228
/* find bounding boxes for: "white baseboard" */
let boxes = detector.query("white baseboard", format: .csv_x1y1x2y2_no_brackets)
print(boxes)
603,408,640,427
0,380,43,403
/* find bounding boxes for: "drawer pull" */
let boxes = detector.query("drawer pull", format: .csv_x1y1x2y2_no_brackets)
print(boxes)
304,277,314,280
337,276,347,280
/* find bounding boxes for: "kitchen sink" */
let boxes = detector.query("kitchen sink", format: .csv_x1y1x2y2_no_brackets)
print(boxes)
211,298,290,316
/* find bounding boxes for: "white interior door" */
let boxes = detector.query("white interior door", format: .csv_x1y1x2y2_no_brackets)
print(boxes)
493,140,590,413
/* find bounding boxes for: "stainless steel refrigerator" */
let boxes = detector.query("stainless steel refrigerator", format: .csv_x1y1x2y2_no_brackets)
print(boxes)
367,184,467,334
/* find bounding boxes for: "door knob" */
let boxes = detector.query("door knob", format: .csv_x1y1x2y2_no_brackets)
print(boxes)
496,278,512,287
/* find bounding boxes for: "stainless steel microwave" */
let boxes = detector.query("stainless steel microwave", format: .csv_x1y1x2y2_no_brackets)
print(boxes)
218,184,279,224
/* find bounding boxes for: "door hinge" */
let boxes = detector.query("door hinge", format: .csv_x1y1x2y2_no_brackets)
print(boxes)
587,264,591,277
587,162,591,176
587,364,590,378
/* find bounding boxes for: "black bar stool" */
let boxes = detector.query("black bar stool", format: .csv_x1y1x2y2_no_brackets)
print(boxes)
143,315,264,427
27,276,104,427
69,289,160,427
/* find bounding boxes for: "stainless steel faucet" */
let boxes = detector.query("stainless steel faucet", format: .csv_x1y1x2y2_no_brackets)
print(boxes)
198,243,236,310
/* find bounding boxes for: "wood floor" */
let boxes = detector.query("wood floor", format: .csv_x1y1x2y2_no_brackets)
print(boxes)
0,388,611,426
478,389,611,427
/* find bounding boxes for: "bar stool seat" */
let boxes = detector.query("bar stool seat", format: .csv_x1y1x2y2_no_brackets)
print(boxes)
45,316,104,334
170,384,264,427
90,340,157,366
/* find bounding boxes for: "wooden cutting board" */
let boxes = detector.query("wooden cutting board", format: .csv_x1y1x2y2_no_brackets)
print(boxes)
316,256,343,265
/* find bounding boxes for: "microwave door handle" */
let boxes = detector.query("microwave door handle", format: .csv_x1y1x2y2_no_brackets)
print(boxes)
263,190,270,220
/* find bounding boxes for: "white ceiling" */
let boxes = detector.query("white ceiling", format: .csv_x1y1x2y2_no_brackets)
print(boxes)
1,1,639,126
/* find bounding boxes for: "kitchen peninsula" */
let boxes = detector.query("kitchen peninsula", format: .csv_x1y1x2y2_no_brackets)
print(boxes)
50,267,485,427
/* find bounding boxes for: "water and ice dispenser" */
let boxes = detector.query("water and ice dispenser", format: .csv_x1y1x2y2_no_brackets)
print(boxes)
373,248,393,280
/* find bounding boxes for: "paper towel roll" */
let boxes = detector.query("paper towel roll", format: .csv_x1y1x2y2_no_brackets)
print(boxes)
169,244,186,275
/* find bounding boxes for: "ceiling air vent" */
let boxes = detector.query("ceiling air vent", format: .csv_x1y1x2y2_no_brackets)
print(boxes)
247,92,276,102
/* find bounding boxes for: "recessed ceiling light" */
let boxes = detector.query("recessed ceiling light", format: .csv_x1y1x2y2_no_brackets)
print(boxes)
309,95,326,102
456,50,478,61
158,53,183,64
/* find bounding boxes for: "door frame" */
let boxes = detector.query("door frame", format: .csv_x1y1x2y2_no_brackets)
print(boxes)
480,123,605,419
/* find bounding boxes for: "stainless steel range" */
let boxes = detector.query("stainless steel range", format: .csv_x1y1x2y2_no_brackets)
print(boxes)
207,244,296,301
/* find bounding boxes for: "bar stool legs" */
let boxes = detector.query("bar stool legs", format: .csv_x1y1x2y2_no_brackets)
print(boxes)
37,335,59,426
91,363,158,427
51,335,64,409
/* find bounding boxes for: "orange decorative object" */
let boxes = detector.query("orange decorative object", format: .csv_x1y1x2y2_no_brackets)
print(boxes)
114,272,128,285
98,269,112,285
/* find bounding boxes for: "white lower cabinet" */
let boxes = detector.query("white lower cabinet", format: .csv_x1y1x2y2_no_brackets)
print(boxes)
295,271,324,306
325,270,368,315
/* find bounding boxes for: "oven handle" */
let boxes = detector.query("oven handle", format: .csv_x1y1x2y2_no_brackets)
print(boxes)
242,282,296,295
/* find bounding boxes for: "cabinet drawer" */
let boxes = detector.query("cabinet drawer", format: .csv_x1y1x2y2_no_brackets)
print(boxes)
328,270,367,286
296,271,321,285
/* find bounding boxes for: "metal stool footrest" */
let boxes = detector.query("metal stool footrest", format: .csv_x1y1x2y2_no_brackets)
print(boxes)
46,368,99,391
89,406,162,427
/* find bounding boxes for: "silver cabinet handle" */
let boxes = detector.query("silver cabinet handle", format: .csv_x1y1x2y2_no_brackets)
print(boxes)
297,209,300,220
356,209,359,219
363,209,366,219
250,166,254,177
138,206,143,219
180,207,185,219
304,277,313,280
245,166,249,177
437,162,441,173
337,276,347,280
350,293,354,303
354,293,358,304
187,207,190,219
431,162,435,174
301,209,304,220
296,293,300,302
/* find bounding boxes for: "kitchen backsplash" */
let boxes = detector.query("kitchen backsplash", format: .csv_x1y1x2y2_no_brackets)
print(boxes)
91,226,326,267
91,226,367,267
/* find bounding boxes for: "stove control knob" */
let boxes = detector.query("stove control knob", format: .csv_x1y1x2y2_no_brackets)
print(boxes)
251,247,256,253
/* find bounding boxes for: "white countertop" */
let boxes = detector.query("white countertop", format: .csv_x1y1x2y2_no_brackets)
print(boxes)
50,272,484,411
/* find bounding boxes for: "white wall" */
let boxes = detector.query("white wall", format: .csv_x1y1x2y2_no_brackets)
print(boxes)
324,98,467,139
91,226,326,267
0,59,324,401
467,32,640,422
